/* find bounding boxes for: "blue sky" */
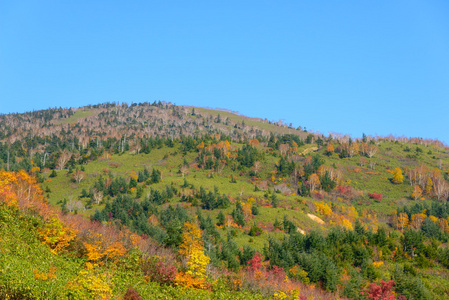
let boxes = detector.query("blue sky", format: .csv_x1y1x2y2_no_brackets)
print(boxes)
1,1,448,143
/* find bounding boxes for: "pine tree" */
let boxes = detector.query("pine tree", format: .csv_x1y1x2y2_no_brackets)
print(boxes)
216,210,225,226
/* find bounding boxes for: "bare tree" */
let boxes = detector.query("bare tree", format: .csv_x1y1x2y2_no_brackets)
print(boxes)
433,176,449,201
56,150,71,170
365,144,378,158
180,165,189,177
279,144,290,156
252,161,261,175
72,169,85,183
92,188,104,205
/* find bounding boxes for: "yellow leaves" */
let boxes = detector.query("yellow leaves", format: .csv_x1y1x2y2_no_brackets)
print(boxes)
429,215,439,223
38,216,77,255
196,142,205,150
314,201,332,216
392,167,403,184
128,170,138,180
148,214,159,226
410,213,426,230
372,261,384,268
30,166,41,173
425,177,433,195
308,173,320,192
83,240,126,263
68,264,113,300
339,216,353,231
178,221,210,280
129,233,142,247
439,218,449,233
224,140,231,150
396,213,409,232
273,291,288,299
347,206,359,220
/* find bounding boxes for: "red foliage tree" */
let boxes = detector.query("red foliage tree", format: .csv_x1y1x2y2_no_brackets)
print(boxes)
363,280,396,300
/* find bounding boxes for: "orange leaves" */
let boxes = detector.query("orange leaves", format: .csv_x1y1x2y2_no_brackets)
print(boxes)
196,142,205,150
104,242,126,259
325,142,334,155
33,266,57,281
0,188,18,207
248,139,259,146
174,272,206,290
411,185,422,201
439,218,449,233
83,232,126,263
38,216,77,255
84,243,103,261
0,170,46,214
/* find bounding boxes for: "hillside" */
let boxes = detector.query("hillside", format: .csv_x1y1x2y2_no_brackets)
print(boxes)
1,102,449,299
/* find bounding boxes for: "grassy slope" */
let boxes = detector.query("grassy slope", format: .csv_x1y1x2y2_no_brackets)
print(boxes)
0,202,268,299
44,138,449,255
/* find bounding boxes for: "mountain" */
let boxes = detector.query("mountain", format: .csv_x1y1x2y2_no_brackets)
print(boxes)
1,102,449,299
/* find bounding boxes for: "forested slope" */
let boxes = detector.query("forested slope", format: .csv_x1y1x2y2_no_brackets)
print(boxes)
1,102,449,299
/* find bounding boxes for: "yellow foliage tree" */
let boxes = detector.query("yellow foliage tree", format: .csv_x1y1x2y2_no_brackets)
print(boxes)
67,264,112,300
178,221,210,279
439,218,449,233
308,173,320,192
425,177,433,195
410,213,426,229
397,213,409,232
196,142,205,151
38,216,77,255
392,167,403,184
315,201,332,216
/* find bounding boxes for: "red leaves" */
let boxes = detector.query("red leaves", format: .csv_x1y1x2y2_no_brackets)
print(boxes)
368,193,383,202
363,280,396,300
247,252,263,272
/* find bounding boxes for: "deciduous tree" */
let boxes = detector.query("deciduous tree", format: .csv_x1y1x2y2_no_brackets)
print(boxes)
392,167,403,184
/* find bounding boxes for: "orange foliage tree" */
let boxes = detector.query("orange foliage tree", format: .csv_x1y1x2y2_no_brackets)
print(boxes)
411,185,422,201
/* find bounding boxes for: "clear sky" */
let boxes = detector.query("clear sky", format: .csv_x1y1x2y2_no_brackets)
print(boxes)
1,1,448,143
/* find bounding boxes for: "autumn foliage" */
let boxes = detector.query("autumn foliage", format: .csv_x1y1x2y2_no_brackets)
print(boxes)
392,167,403,184
175,221,210,289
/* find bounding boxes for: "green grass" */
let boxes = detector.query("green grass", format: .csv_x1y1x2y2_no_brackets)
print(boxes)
0,202,268,299
54,108,98,125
